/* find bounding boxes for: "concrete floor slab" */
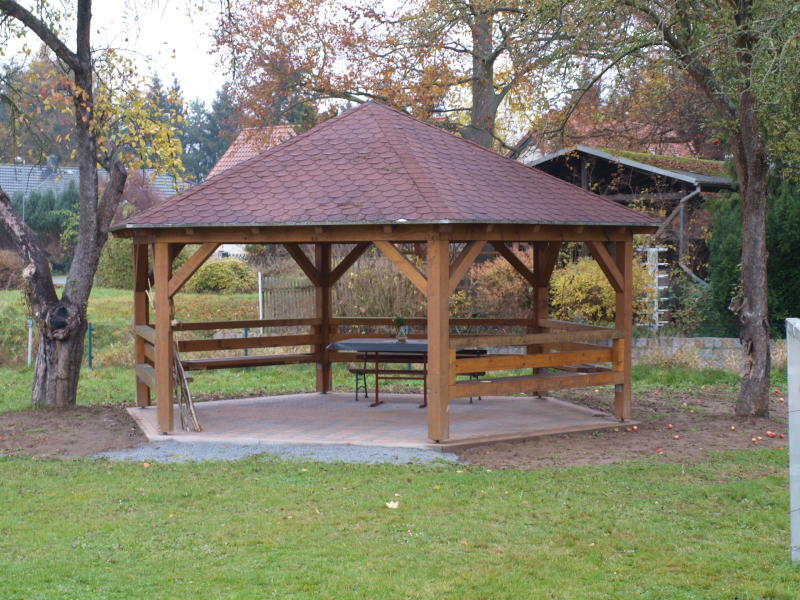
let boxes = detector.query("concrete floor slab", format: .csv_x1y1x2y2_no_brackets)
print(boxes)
128,393,623,451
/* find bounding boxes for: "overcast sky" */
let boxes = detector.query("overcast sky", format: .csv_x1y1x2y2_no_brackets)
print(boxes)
92,1,226,106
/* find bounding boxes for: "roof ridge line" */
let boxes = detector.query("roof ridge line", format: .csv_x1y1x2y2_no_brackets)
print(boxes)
367,104,444,214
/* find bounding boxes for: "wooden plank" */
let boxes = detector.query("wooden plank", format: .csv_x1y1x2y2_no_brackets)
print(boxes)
181,352,319,371
315,242,333,392
177,333,321,352
453,348,613,374
133,243,151,407
538,318,612,332
534,241,561,287
426,239,450,442
329,242,371,284
448,241,484,294
450,370,621,398
143,341,155,362
614,239,634,420
490,242,536,287
135,363,156,389
284,243,322,286
173,318,320,331
168,243,219,298
451,328,624,349
154,242,174,433
540,341,610,352
374,240,428,296
586,241,623,293
121,223,648,245
134,324,156,345
330,316,530,327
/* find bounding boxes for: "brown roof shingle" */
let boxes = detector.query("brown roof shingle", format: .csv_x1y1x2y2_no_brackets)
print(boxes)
118,102,660,230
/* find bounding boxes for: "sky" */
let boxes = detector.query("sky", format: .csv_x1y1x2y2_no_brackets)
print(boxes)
92,1,226,106
3,1,227,107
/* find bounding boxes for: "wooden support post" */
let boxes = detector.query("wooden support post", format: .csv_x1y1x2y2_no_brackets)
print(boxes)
133,243,151,407
154,242,174,433
530,242,560,391
426,239,450,442
614,238,633,420
315,243,332,393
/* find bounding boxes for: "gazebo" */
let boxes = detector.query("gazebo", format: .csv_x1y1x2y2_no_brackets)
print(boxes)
111,102,659,442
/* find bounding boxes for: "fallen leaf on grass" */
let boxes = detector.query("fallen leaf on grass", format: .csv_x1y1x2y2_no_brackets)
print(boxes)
385,501,399,509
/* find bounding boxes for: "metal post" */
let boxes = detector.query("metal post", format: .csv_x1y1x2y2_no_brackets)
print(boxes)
87,322,93,369
243,327,249,357
787,318,800,563
26,318,33,366
258,271,265,335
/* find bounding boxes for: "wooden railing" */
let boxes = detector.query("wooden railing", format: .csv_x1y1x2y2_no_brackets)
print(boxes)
448,324,623,399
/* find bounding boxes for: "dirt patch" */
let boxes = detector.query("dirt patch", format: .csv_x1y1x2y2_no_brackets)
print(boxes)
458,387,789,469
0,405,145,458
0,388,790,468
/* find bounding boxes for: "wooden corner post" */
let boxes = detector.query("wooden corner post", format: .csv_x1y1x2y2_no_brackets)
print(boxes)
315,243,332,393
133,243,150,407
614,238,634,420
531,242,560,391
427,239,450,442
154,242,174,433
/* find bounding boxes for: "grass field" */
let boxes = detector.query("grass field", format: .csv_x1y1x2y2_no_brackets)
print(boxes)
0,449,795,599
1,289,796,598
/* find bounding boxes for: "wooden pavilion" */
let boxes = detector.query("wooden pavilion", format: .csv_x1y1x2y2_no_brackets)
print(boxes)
111,102,659,442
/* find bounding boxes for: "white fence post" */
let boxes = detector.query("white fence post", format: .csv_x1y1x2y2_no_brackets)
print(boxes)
787,318,800,563
258,271,265,335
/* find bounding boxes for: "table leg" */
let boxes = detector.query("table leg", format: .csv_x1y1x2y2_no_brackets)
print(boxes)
370,355,383,407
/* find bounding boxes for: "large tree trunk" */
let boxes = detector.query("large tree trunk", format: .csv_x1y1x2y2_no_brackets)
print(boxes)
32,307,87,407
464,12,499,149
732,90,771,417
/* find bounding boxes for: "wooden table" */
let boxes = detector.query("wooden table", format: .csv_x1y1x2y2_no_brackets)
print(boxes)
327,338,484,407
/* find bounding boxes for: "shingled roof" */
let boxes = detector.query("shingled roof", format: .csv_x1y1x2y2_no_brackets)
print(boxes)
206,126,295,180
115,102,659,231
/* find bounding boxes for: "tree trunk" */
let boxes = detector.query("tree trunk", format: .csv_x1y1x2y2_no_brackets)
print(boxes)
464,12,498,149
0,0,127,409
731,90,771,417
32,307,87,408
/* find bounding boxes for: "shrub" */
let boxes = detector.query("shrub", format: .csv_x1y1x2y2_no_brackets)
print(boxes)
470,247,534,317
95,237,134,289
707,177,800,336
95,241,198,289
549,257,654,324
0,250,23,290
186,258,257,294
334,252,426,317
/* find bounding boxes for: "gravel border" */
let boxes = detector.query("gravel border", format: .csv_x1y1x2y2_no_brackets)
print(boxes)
95,440,459,464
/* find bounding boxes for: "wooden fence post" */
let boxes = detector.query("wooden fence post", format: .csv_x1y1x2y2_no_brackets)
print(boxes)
614,238,633,420
154,242,174,433
315,243,332,392
133,243,150,407
427,239,450,442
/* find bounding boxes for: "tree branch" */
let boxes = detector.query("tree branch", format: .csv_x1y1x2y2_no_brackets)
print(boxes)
0,185,58,316
0,1,81,72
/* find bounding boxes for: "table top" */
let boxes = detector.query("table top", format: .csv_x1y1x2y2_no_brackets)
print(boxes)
327,338,428,354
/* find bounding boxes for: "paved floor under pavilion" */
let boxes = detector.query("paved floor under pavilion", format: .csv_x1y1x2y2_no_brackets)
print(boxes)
128,392,625,451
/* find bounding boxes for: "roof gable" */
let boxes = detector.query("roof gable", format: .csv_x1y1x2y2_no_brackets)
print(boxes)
525,145,733,190
118,103,659,230
206,126,296,180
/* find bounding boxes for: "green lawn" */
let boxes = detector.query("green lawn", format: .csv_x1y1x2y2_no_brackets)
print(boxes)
2,289,795,598
0,449,795,599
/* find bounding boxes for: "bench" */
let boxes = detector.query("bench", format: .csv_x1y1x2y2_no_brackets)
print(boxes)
349,349,486,408
181,352,317,371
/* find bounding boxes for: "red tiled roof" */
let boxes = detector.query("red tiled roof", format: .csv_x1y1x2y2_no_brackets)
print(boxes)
118,102,660,230
206,126,295,179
